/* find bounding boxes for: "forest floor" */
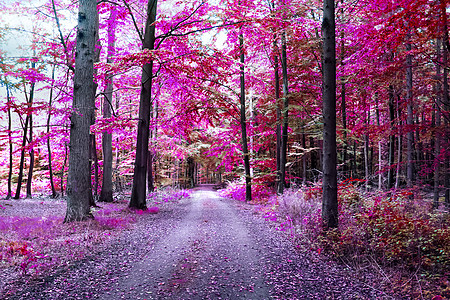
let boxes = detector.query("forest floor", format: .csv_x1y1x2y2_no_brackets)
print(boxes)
1,185,398,299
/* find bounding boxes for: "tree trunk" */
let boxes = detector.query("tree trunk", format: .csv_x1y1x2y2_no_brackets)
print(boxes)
278,31,289,194
322,0,338,229
395,121,402,189
302,131,307,185
434,38,442,209
13,83,32,199
6,84,12,200
364,107,370,191
47,66,57,198
441,0,450,206
99,8,116,203
61,135,68,197
129,0,157,209
89,8,101,207
310,136,317,180
187,157,195,188
65,0,97,222
239,32,252,201
406,39,414,189
340,26,348,180
274,38,281,188
387,85,396,189
147,151,155,192
90,134,99,205
26,111,34,198
375,92,382,189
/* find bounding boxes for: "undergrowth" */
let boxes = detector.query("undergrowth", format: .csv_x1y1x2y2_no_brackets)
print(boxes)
221,179,450,298
0,187,191,278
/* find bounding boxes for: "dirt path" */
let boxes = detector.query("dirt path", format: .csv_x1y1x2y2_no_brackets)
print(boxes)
6,186,379,299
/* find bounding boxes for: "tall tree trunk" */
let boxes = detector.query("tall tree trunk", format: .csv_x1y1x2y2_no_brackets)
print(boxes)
26,110,34,198
310,136,317,180
395,121,402,189
274,39,281,188
322,0,338,229
387,85,396,189
434,38,442,209
364,106,370,191
14,82,33,199
153,99,159,188
187,157,195,188
147,151,154,192
302,130,307,185
65,0,97,222
340,24,347,179
278,31,289,194
395,94,402,189
47,66,57,198
406,39,414,189
375,92,382,189
91,135,99,203
239,32,252,201
6,84,13,200
129,0,157,209
61,134,68,197
26,58,36,199
89,8,101,207
441,0,450,206
99,8,116,203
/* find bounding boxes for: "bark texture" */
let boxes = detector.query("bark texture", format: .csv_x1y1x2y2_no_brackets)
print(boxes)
65,0,97,222
406,40,414,189
278,31,289,194
321,0,338,229
239,33,252,202
99,9,116,203
129,0,158,209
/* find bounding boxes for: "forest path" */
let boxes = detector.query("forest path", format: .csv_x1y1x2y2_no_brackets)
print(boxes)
7,185,378,299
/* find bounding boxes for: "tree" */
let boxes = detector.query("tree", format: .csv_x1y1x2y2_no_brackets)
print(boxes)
13,78,33,199
99,8,116,203
129,0,158,210
239,31,252,201
277,31,289,194
65,0,98,222
322,0,338,229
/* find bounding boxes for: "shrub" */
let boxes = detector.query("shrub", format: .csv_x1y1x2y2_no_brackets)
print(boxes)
219,178,272,202
261,182,449,298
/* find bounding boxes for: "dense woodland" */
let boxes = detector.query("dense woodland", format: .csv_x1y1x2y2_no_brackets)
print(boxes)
1,0,449,213
0,0,450,296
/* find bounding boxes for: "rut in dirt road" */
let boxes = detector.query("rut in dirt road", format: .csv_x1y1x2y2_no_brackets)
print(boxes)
6,186,379,300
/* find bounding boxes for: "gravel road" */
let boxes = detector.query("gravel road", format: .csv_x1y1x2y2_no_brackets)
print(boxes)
6,186,380,299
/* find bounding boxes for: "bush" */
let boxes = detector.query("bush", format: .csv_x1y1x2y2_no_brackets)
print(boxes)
218,178,272,202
